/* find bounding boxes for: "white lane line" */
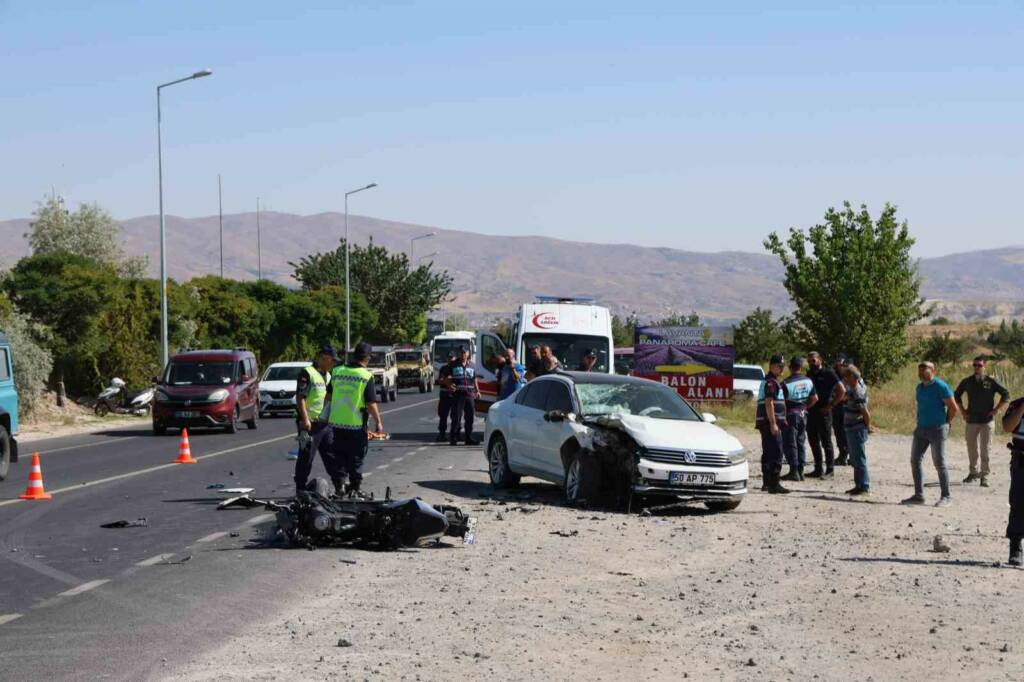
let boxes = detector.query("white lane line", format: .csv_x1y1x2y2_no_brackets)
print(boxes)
375,464,389,470
57,579,109,597
0,398,437,509
245,513,274,526
36,436,141,455
0,395,436,507
0,614,23,626
196,531,228,543
136,553,175,567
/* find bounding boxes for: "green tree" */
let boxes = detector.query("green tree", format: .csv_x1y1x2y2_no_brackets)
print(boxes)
915,331,972,367
290,239,453,342
988,320,1024,366
654,312,701,327
264,286,377,362
733,307,798,363
444,312,471,332
27,195,147,277
612,313,638,347
764,202,925,383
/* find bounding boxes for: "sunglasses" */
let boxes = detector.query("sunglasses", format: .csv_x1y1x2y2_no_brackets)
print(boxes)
973,363,984,368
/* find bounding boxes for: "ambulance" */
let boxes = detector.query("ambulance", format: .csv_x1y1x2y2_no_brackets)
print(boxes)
474,296,614,413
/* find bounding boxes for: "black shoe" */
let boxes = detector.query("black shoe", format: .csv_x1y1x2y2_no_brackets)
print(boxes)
435,432,448,443
835,456,849,466
768,483,791,494
963,472,979,484
822,469,835,480
980,476,990,488
781,469,800,482
1009,538,1023,567
449,440,459,446
846,486,869,496
805,469,823,479
797,467,805,481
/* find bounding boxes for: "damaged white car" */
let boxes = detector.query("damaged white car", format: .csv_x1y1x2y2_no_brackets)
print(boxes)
484,373,748,511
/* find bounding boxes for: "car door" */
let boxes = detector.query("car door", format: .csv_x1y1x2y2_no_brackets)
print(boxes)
508,381,551,476
533,379,579,479
474,331,507,413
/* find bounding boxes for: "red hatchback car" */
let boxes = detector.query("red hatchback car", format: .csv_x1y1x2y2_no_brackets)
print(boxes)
152,348,260,435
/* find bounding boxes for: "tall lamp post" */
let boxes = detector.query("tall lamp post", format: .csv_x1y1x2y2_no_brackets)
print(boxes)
218,174,224,278
157,69,212,368
344,182,377,354
410,231,436,261
256,197,262,280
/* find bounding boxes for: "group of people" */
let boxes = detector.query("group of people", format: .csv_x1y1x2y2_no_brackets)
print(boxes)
757,351,1024,565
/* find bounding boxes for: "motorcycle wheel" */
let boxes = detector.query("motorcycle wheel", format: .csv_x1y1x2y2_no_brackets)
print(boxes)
95,402,109,417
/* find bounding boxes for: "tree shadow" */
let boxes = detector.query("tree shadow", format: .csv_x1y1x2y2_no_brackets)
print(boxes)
840,556,1007,569
798,493,902,506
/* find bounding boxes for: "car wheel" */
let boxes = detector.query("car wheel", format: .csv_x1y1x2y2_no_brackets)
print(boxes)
704,498,743,512
0,425,10,481
390,385,398,402
564,451,602,507
380,384,390,403
226,406,240,434
487,435,520,488
152,422,167,436
419,379,426,394
259,411,268,419
245,406,258,430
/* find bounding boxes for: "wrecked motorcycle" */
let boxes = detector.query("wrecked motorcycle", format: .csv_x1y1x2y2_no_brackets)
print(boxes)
95,378,154,417
221,479,473,549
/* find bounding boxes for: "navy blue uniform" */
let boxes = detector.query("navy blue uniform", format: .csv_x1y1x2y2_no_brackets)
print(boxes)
807,366,840,473
1007,398,1024,539
447,362,477,444
437,362,455,437
756,374,788,483
782,374,817,471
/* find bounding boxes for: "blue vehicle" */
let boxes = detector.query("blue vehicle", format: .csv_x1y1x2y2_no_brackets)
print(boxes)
0,331,19,481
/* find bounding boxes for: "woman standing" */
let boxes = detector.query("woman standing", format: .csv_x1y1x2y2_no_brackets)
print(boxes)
842,365,872,495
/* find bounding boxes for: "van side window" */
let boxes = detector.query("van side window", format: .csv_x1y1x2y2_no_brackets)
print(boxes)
247,358,257,378
0,348,9,381
237,360,246,380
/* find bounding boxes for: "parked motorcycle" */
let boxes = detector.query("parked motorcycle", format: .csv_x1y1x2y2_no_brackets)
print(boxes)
94,378,154,417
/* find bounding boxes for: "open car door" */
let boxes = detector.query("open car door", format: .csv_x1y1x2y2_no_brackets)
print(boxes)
474,331,507,414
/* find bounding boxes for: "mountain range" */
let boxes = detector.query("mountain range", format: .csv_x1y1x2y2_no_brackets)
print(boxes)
2,211,1022,324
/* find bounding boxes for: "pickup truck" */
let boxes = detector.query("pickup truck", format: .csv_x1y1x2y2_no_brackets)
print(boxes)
0,331,20,481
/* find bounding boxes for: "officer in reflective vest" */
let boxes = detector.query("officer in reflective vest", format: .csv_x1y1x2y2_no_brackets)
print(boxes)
781,356,818,482
294,346,342,495
1002,395,1024,566
327,342,382,496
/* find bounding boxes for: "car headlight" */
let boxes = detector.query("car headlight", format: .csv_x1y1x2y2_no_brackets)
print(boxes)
728,450,747,464
154,388,170,403
208,389,229,402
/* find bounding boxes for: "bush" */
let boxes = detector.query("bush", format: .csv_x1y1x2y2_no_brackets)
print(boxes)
930,316,952,326
0,310,54,419
915,331,972,366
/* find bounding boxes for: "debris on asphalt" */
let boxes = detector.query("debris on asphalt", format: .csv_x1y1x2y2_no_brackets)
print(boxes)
100,518,148,529
206,483,225,489
159,554,192,565
229,531,241,538
216,487,255,495
217,495,262,510
336,638,353,648
549,529,579,538
339,558,357,565
933,535,951,553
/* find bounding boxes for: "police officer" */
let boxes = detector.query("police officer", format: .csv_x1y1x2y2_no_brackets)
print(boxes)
436,351,456,442
756,354,790,494
326,342,383,497
294,346,342,495
1001,394,1024,566
442,346,480,446
781,356,818,482
806,351,844,479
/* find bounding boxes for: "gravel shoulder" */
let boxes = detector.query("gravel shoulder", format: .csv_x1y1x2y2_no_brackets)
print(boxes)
167,428,1024,681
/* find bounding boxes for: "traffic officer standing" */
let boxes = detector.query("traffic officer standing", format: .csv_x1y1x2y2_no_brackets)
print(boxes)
326,342,383,497
442,346,480,445
756,354,790,494
781,356,818,482
294,346,342,495
1001,394,1024,566
436,351,456,442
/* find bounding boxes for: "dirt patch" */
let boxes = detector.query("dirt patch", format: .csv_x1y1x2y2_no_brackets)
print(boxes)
17,392,144,443
169,428,1024,681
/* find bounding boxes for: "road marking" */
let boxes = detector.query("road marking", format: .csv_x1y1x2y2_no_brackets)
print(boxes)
137,553,175,567
196,531,227,543
0,398,436,509
36,435,142,455
0,614,23,626
375,464,389,470
57,579,109,597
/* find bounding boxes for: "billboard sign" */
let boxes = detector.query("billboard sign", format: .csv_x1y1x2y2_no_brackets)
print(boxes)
633,326,734,401
426,318,445,343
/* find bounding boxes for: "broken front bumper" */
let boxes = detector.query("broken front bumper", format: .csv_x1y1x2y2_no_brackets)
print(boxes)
633,458,748,499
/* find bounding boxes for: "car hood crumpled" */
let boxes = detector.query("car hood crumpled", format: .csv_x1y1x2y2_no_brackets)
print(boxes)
585,413,742,453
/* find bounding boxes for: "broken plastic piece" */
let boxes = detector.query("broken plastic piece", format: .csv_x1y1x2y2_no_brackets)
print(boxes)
216,487,255,495
206,483,225,489
101,518,148,529
217,495,261,510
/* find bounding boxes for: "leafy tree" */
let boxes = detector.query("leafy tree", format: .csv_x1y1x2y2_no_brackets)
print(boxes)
765,202,925,383
444,312,470,332
988,320,1024,366
612,313,638,347
187,277,279,363
95,282,161,389
930,316,952,326
264,286,377,362
654,312,701,327
290,239,453,342
733,307,799,363
915,331,972,367
27,195,147,277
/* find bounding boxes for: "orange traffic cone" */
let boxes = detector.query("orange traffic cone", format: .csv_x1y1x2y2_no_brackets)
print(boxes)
174,428,197,464
19,452,52,500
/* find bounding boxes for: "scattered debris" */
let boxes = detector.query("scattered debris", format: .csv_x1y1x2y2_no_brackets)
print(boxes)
338,558,358,565
100,518,148,529
933,535,951,553
216,487,255,495
746,658,757,667
229,531,241,538
206,483,225,489
159,554,192,565
337,638,353,648
217,495,263,510
549,529,579,538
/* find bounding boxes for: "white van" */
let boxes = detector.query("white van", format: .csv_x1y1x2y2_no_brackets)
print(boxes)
430,331,476,384
474,296,614,413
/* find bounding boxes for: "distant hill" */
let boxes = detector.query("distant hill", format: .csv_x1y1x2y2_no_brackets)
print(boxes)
2,212,1022,324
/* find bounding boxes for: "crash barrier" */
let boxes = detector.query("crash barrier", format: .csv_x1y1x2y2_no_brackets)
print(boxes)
174,428,197,464
18,452,52,500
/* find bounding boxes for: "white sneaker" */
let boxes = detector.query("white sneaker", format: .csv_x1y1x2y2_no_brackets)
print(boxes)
934,497,952,508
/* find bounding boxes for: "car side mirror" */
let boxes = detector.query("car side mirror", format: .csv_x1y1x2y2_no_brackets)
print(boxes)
152,376,161,384
544,410,566,422
702,412,718,424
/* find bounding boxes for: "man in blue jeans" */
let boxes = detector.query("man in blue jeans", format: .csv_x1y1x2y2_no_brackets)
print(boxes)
841,365,871,495
902,361,959,507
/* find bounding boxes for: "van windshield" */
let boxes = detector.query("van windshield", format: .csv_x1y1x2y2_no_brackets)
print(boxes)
396,351,422,363
166,361,235,386
369,352,388,367
432,339,471,362
522,334,608,372
263,366,306,382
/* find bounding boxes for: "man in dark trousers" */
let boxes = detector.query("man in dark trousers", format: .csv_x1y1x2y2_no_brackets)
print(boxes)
806,351,845,479
782,356,818,481
1002,395,1024,566
831,354,851,465
325,342,383,497
441,346,480,445
435,351,456,442
293,346,341,495
756,354,790,494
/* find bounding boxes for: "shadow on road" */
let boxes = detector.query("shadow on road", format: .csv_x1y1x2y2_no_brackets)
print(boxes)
840,556,1005,569
797,493,902,506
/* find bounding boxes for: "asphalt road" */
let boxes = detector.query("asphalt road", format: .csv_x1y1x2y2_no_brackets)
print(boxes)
0,390,468,680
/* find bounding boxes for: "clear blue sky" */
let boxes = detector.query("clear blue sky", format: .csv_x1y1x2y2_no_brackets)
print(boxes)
2,1,1021,257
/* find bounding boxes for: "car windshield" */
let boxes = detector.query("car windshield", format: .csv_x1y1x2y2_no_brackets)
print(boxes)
369,352,387,367
166,361,235,386
733,366,765,381
522,334,608,372
396,351,422,363
575,380,701,421
432,339,471,361
263,366,306,382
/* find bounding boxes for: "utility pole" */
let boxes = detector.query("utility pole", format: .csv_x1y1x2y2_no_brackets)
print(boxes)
256,197,261,280
218,174,224,278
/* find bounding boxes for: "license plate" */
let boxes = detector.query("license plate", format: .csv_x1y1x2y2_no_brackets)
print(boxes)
175,410,199,418
271,399,293,406
669,471,716,486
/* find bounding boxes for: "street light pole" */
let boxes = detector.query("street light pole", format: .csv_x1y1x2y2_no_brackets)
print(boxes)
218,174,224,278
157,69,212,368
410,231,436,261
344,183,378,355
256,197,261,280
